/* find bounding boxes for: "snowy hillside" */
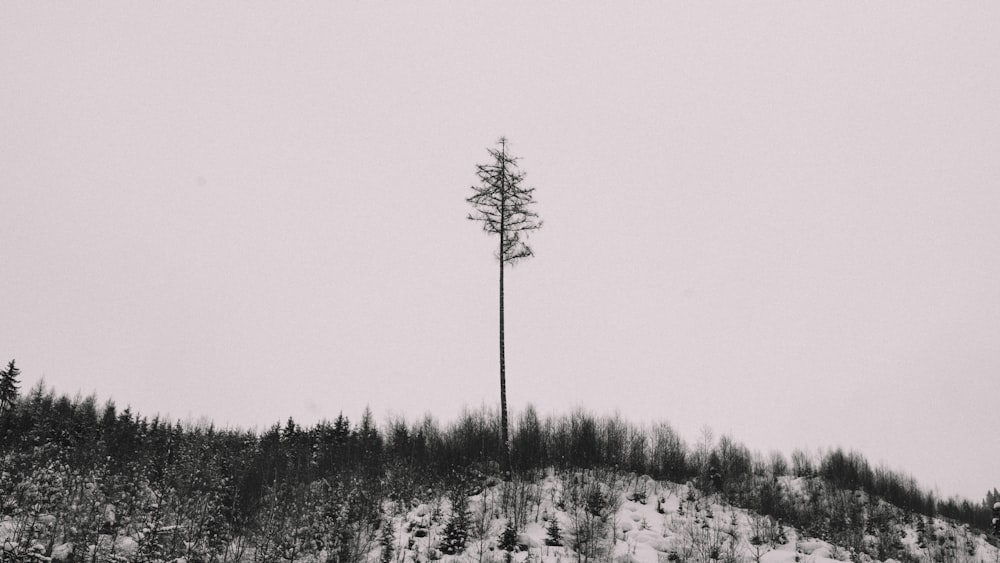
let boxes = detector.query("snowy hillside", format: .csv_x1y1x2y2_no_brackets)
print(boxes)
5,466,998,562
2,388,998,563
377,470,999,563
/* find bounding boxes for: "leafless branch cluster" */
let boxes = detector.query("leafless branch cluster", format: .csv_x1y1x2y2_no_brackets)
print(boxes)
467,137,543,266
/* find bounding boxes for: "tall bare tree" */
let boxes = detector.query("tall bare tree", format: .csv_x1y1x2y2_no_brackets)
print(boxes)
467,137,542,477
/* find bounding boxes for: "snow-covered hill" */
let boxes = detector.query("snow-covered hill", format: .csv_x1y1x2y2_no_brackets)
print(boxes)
381,470,999,563
2,468,997,562
2,391,996,563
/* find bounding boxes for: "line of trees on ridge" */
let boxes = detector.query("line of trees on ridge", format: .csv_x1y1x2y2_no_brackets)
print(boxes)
1,377,997,561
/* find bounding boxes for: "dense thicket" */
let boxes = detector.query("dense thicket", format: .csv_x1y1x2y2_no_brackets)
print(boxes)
0,382,995,562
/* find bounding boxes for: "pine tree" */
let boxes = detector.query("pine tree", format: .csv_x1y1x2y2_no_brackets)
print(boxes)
545,516,563,546
916,515,928,548
467,137,542,478
439,489,471,554
0,359,20,415
498,520,518,563
379,516,395,563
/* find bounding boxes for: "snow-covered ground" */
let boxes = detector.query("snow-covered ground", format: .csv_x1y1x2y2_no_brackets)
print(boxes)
384,471,999,563
3,470,997,562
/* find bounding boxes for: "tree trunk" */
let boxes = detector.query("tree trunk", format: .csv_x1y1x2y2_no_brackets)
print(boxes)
499,142,511,480
500,228,511,479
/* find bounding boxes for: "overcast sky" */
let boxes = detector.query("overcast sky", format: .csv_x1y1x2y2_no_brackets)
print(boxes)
2,3,998,501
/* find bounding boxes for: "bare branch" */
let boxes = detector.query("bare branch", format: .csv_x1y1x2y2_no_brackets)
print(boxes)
467,138,543,264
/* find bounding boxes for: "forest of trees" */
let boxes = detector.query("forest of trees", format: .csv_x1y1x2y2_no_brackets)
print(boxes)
0,375,996,562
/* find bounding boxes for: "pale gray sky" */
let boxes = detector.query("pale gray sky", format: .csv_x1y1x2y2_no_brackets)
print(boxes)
2,3,998,501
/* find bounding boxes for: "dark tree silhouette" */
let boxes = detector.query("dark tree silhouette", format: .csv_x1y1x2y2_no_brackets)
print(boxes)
467,137,542,477
993,500,999,536
0,359,20,415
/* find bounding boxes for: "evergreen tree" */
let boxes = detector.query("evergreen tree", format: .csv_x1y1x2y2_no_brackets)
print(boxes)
0,359,20,415
356,406,383,463
707,451,723,493
467,137,542,478
545,516,563,546
915,515,928,548
439,488,471,554
379,516,395,563
498,519,518,563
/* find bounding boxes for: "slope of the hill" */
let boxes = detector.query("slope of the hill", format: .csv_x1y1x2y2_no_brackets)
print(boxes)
378,470,999,563
3,459,999,562
1,385,998,562
8,468,1000,562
